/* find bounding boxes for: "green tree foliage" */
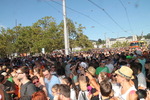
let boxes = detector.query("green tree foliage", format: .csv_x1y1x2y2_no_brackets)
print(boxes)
0,27,16,57
59,19,93,51
97,38,105,45
75,24,93,49
98,39,102,43
32,16,63,52
111,41,129,48
0,16,93,57
144,33,150,39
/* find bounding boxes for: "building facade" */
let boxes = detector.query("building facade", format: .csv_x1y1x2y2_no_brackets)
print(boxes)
106,35,137,48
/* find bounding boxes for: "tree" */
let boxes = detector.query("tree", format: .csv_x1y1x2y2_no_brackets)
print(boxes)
98,39,102,43
111,41,129,48
0,27,16,57
59,19,93,51
0,16,93,57
122,41,130,47
144,33,150,39
111,41,122,48
32,16,63,53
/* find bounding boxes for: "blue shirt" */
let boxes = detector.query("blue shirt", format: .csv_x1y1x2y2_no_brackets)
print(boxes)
44,75,60,100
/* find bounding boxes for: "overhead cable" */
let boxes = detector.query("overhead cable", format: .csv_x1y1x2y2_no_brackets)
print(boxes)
88,0,127,33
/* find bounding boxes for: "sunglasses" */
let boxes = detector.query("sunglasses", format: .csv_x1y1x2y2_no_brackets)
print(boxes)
33,80,39,84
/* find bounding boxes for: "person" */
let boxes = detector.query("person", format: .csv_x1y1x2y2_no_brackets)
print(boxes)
96,59,110,77
42,67,60,100
32,90,48,100
16,66,37,99
65,59,72,77
0,83,9,100
105,58,114,73
33,67,45,86
10,66,21,99
136,89,147,100
85,66,100,100
59,84,71,100
0,84,5,100
136,62,147,89
145,61,150,88
78,74,89,100
110,73,120,97
136,53,146,76
69,64,78,85
146,89,150,100
31,75,48,96
115,66,137,100
62,77,77,100
56,67,66,84
51,84,60,100
99,80,114,100
130,62,139,90
0,74,15,100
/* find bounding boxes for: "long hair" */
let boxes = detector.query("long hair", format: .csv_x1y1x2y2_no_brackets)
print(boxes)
33,67,43,77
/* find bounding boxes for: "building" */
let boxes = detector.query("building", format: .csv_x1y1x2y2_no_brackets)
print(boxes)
106,35,137,48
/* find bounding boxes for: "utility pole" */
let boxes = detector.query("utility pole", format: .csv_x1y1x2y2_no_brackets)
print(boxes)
62,0,69,55
104,33,107,47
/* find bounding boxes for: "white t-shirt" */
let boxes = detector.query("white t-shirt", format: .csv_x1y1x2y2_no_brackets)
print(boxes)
137,72,147,88
111,83,120,97
106,63,114,73
70,88,76,100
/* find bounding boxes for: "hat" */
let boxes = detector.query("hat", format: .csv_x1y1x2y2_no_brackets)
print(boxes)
79,62,88,69
87,66,96,76
115,66,133,79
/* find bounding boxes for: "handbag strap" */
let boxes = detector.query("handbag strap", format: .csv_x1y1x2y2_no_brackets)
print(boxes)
81,91,87,100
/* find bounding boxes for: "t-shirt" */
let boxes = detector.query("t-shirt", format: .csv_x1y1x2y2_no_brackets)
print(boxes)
20,81,37,97
137,72,147,88
7,77,13,83
96,66,110,75
44,75,60,100
105,63,114,73
138,58,146,76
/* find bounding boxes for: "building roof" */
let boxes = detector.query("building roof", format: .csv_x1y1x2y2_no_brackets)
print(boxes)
110,38,116,41
126,36,132,39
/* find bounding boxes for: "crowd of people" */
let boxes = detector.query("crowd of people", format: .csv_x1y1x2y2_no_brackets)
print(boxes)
0,47,150,100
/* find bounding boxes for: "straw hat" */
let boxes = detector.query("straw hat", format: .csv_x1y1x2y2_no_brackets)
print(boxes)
87,66,96,76
115,66,133,79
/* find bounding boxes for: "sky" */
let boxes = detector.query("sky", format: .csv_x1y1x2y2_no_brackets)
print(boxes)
0,0,150,41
